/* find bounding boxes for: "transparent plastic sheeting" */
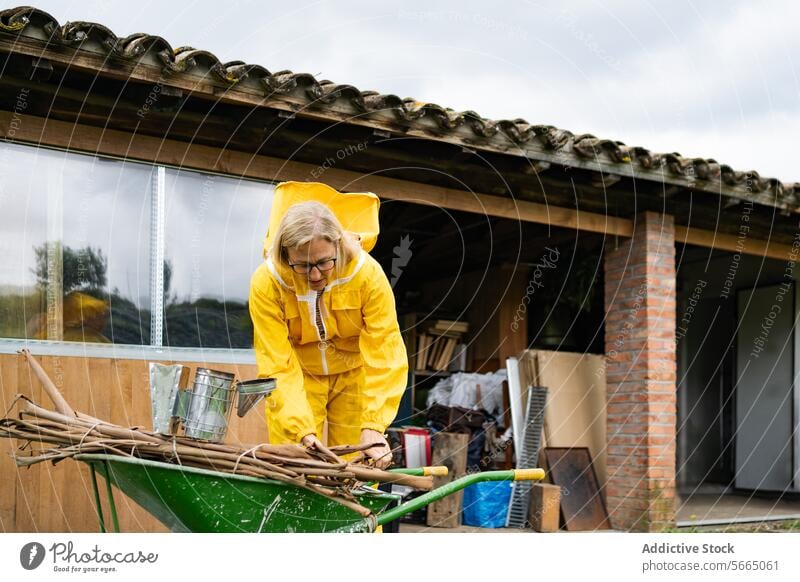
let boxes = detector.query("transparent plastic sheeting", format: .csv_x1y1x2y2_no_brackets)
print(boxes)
426,370,507,415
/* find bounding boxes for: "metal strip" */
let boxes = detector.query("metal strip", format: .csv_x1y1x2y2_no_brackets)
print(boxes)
505,357,525,462
150,166,166,347
506,386,548,528
0,338,256,364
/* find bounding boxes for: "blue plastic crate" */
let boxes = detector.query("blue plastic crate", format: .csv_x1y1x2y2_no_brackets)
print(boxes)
462,480,512,528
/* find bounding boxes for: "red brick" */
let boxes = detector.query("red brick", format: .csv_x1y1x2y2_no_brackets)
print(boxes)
607,402,649,415
607,434,648,447
603,212,677,530
645,435,676,446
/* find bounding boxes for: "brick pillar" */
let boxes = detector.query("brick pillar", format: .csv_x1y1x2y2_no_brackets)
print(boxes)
603,211,677,531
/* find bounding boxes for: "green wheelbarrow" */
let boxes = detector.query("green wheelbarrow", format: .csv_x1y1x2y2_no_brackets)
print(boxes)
76,454,544,533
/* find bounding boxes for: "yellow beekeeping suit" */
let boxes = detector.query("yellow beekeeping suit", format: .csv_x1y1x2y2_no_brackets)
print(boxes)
249,182,408,445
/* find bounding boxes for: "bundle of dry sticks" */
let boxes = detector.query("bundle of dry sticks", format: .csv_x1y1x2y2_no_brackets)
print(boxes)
0,350,429,517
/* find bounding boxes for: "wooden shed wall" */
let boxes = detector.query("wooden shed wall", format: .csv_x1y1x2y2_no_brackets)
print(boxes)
0,352,261,532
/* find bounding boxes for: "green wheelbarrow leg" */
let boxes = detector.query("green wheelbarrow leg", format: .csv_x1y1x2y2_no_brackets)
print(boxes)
103,460,121,533
89,461,119,533
87,460,121,533
88,464,106,533
376,468,545,527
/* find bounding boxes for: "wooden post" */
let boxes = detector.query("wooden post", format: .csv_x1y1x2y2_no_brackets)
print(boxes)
529,483,561,532
426,432,469,528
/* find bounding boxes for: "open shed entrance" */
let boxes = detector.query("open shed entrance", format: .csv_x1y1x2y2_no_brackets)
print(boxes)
371,198,606,360
676,244,800,526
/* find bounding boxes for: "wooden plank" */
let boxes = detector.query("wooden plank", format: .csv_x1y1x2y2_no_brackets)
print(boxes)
73,356,96,532
426,432,469,528
524,350,607,486
87,358,113,423
129,359,151,430
105,358,166,533
496,265,530,361
111,359,134,427
34,356,56,532
121,359,169,532
46,355,83,532
70,357,114,532
675,224,795,262
14,352,40,532
104,357,133,428
0,353,19,531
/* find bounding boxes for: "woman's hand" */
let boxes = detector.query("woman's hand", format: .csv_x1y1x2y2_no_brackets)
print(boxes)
360,429,392,469
301,433,324,449
300,433,346,464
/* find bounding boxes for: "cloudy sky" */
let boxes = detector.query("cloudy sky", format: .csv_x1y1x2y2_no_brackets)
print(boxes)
26,0,800,181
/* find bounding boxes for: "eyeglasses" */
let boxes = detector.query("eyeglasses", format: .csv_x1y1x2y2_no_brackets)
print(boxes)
288,257,337,274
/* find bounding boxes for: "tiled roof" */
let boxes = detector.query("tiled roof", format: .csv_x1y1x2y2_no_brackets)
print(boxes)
1,5,798,211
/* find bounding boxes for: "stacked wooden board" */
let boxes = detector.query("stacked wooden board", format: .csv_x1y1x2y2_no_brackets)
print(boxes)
517,349,607,486
414,319,469,372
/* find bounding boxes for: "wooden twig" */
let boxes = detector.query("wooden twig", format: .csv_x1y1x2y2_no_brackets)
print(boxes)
327,442,383,455
1,390,437,524
346,465,433,491
18,349,75,417
306,439,345,465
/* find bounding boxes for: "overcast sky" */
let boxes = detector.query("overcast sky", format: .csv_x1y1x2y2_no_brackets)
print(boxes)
26,0,800,182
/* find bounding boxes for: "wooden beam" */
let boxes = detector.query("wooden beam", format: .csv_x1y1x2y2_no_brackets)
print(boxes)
0,111,631,236
0,111,794,261
674,225,796,263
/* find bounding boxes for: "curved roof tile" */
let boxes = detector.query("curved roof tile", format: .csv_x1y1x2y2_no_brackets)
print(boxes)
1,5,798,209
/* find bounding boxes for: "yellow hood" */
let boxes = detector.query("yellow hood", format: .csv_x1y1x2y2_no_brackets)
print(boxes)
263,181,380,258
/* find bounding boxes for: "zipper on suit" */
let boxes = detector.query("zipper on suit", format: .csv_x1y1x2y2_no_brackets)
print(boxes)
314,289,329,374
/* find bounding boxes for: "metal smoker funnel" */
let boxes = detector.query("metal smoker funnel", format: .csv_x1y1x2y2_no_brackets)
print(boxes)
235,378,277,417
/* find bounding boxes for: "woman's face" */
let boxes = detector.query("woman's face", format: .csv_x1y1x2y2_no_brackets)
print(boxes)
286,238,337,291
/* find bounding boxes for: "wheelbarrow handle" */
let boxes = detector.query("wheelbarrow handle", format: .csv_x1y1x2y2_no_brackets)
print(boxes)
376,468,545,526
389,466,449,477
513,468,545,481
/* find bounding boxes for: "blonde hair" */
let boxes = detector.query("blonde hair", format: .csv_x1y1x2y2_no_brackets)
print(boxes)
269,201,361,270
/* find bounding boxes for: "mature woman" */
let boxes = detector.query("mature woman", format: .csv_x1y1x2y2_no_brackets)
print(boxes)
249,182,408,468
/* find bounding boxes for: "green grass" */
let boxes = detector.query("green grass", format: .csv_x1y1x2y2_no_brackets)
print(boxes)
670,519,800,533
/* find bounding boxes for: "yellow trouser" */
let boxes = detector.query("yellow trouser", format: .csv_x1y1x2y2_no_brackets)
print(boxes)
267,366,365,447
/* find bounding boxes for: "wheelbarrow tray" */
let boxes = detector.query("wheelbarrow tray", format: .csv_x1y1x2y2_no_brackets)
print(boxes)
75,453,397,533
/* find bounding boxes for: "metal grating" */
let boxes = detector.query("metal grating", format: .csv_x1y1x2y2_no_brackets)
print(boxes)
506,385,548,528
